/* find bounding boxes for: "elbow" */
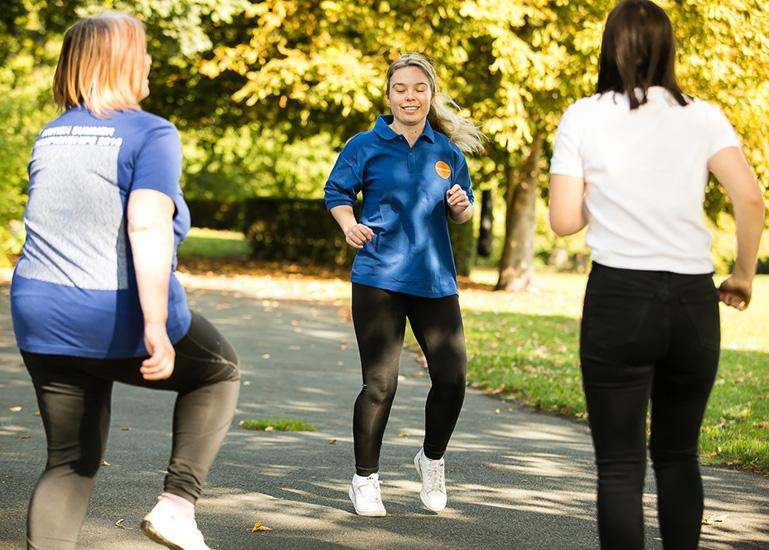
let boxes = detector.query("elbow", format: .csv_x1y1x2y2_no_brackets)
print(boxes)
549,215,573,237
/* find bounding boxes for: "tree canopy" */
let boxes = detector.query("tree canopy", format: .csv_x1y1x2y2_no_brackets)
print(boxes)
1,0,767,274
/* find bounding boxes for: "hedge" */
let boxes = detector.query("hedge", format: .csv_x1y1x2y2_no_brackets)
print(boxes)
242,197,475,274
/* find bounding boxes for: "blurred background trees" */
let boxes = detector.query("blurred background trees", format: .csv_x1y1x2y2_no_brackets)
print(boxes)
1,0,767,285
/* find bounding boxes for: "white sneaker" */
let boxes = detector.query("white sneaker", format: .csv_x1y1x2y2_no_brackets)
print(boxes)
141,497,211,550
348,473,386,517
414,448,447,512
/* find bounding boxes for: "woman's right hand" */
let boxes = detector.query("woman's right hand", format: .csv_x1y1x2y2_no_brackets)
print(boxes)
140,322,176,380
344,223,374,249
718,275,753,310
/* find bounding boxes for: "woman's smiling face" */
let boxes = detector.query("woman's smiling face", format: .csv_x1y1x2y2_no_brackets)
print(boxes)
386,65,432,127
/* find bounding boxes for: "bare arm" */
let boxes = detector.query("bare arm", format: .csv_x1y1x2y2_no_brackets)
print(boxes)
127,189,176,380
709,147,765,309
548,174,587,236
330,205,373,249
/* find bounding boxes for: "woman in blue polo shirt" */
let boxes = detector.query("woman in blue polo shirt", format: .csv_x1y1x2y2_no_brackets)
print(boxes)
325,52,484,517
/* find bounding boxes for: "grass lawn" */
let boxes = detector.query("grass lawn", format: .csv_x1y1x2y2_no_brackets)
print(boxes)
239,418,317,432
178,228,251,260
455,269,769,473
175,228,769,472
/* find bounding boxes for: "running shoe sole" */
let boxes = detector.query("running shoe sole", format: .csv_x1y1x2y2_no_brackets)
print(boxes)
141,520,186,550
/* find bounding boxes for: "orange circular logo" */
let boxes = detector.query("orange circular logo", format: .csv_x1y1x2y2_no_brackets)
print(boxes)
434,161,451,179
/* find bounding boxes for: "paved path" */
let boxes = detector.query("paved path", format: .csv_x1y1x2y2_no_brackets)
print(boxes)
1,287,767,549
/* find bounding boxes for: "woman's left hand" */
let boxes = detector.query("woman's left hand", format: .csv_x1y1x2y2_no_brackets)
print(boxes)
447,184,470,214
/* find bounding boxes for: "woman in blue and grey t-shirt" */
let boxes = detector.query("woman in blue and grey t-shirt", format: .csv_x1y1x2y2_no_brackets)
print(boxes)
11,12,239,550
325,52,484,518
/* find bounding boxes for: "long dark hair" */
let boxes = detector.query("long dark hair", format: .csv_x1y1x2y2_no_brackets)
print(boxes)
596,0,689,109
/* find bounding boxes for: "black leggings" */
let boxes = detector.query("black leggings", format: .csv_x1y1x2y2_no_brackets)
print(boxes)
21,311,240,550
580,263,720,550
351,283,467,476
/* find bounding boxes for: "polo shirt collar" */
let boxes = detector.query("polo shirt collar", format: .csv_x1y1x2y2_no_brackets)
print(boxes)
373,115,436,143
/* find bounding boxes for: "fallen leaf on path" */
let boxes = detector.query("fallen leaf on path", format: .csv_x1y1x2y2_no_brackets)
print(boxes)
114,519,132,530
100,458,111,466
399,431,410,437
120,427,130,432
34,409,41,416
9,406,22,412
251,521,272,533
15,434,31,440
328,439,337,444
702,513,728,525
264,426,274,432
494,408,501,415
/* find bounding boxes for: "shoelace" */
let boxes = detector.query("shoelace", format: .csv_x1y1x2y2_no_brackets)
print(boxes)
425,460,445,492
357,477,383,503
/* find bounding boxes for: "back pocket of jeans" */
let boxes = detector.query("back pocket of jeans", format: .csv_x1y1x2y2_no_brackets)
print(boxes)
681,295,720,351
582,292,652,349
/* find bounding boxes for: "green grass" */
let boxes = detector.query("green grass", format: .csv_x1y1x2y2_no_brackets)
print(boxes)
446,272,769,472
177,228,251,259
239,417,317,432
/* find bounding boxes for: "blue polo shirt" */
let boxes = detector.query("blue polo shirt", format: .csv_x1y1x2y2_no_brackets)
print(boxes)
324,115,473,298
11,106,191,358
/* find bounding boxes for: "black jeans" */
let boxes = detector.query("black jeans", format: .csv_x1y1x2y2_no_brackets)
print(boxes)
21,311,240,550
580,262,720,550
351,283,467,475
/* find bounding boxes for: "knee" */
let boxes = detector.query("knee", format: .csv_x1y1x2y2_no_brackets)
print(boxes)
362,377,398,406
650,446,698,470
596,458,647,492
430,359,466,392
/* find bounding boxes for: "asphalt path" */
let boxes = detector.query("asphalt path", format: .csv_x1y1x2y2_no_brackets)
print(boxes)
1,287,767,549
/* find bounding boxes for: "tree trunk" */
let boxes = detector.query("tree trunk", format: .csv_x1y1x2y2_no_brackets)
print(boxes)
476,189,493,258
495,135,543,291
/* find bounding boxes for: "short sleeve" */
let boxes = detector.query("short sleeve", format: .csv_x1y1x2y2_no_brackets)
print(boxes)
452,153,474,204
130,123,182,198
324,142,363,210
550,103,584,178
703,103,741,159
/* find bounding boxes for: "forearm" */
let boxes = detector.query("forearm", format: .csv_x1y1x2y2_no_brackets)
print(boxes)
732,196,765,279
129,221,174,326
330,205,358,233
449,203,474,224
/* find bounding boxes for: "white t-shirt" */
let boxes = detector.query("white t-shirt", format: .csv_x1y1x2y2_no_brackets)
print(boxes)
550,86,740,274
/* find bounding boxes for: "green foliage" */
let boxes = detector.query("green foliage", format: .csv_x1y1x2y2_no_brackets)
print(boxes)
243,198,355,265
0,37,58,264
2,0,767,268
182,124,338,200
449,218,476,277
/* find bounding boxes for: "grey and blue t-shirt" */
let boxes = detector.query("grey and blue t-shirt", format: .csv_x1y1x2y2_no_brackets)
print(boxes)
324,115,473,298
11,106,191,358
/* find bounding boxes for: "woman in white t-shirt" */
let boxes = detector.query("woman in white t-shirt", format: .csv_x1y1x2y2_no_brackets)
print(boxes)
548,1,764,549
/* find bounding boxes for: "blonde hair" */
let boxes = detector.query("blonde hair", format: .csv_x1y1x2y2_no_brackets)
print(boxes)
386,53,484,155
53,12,147,117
